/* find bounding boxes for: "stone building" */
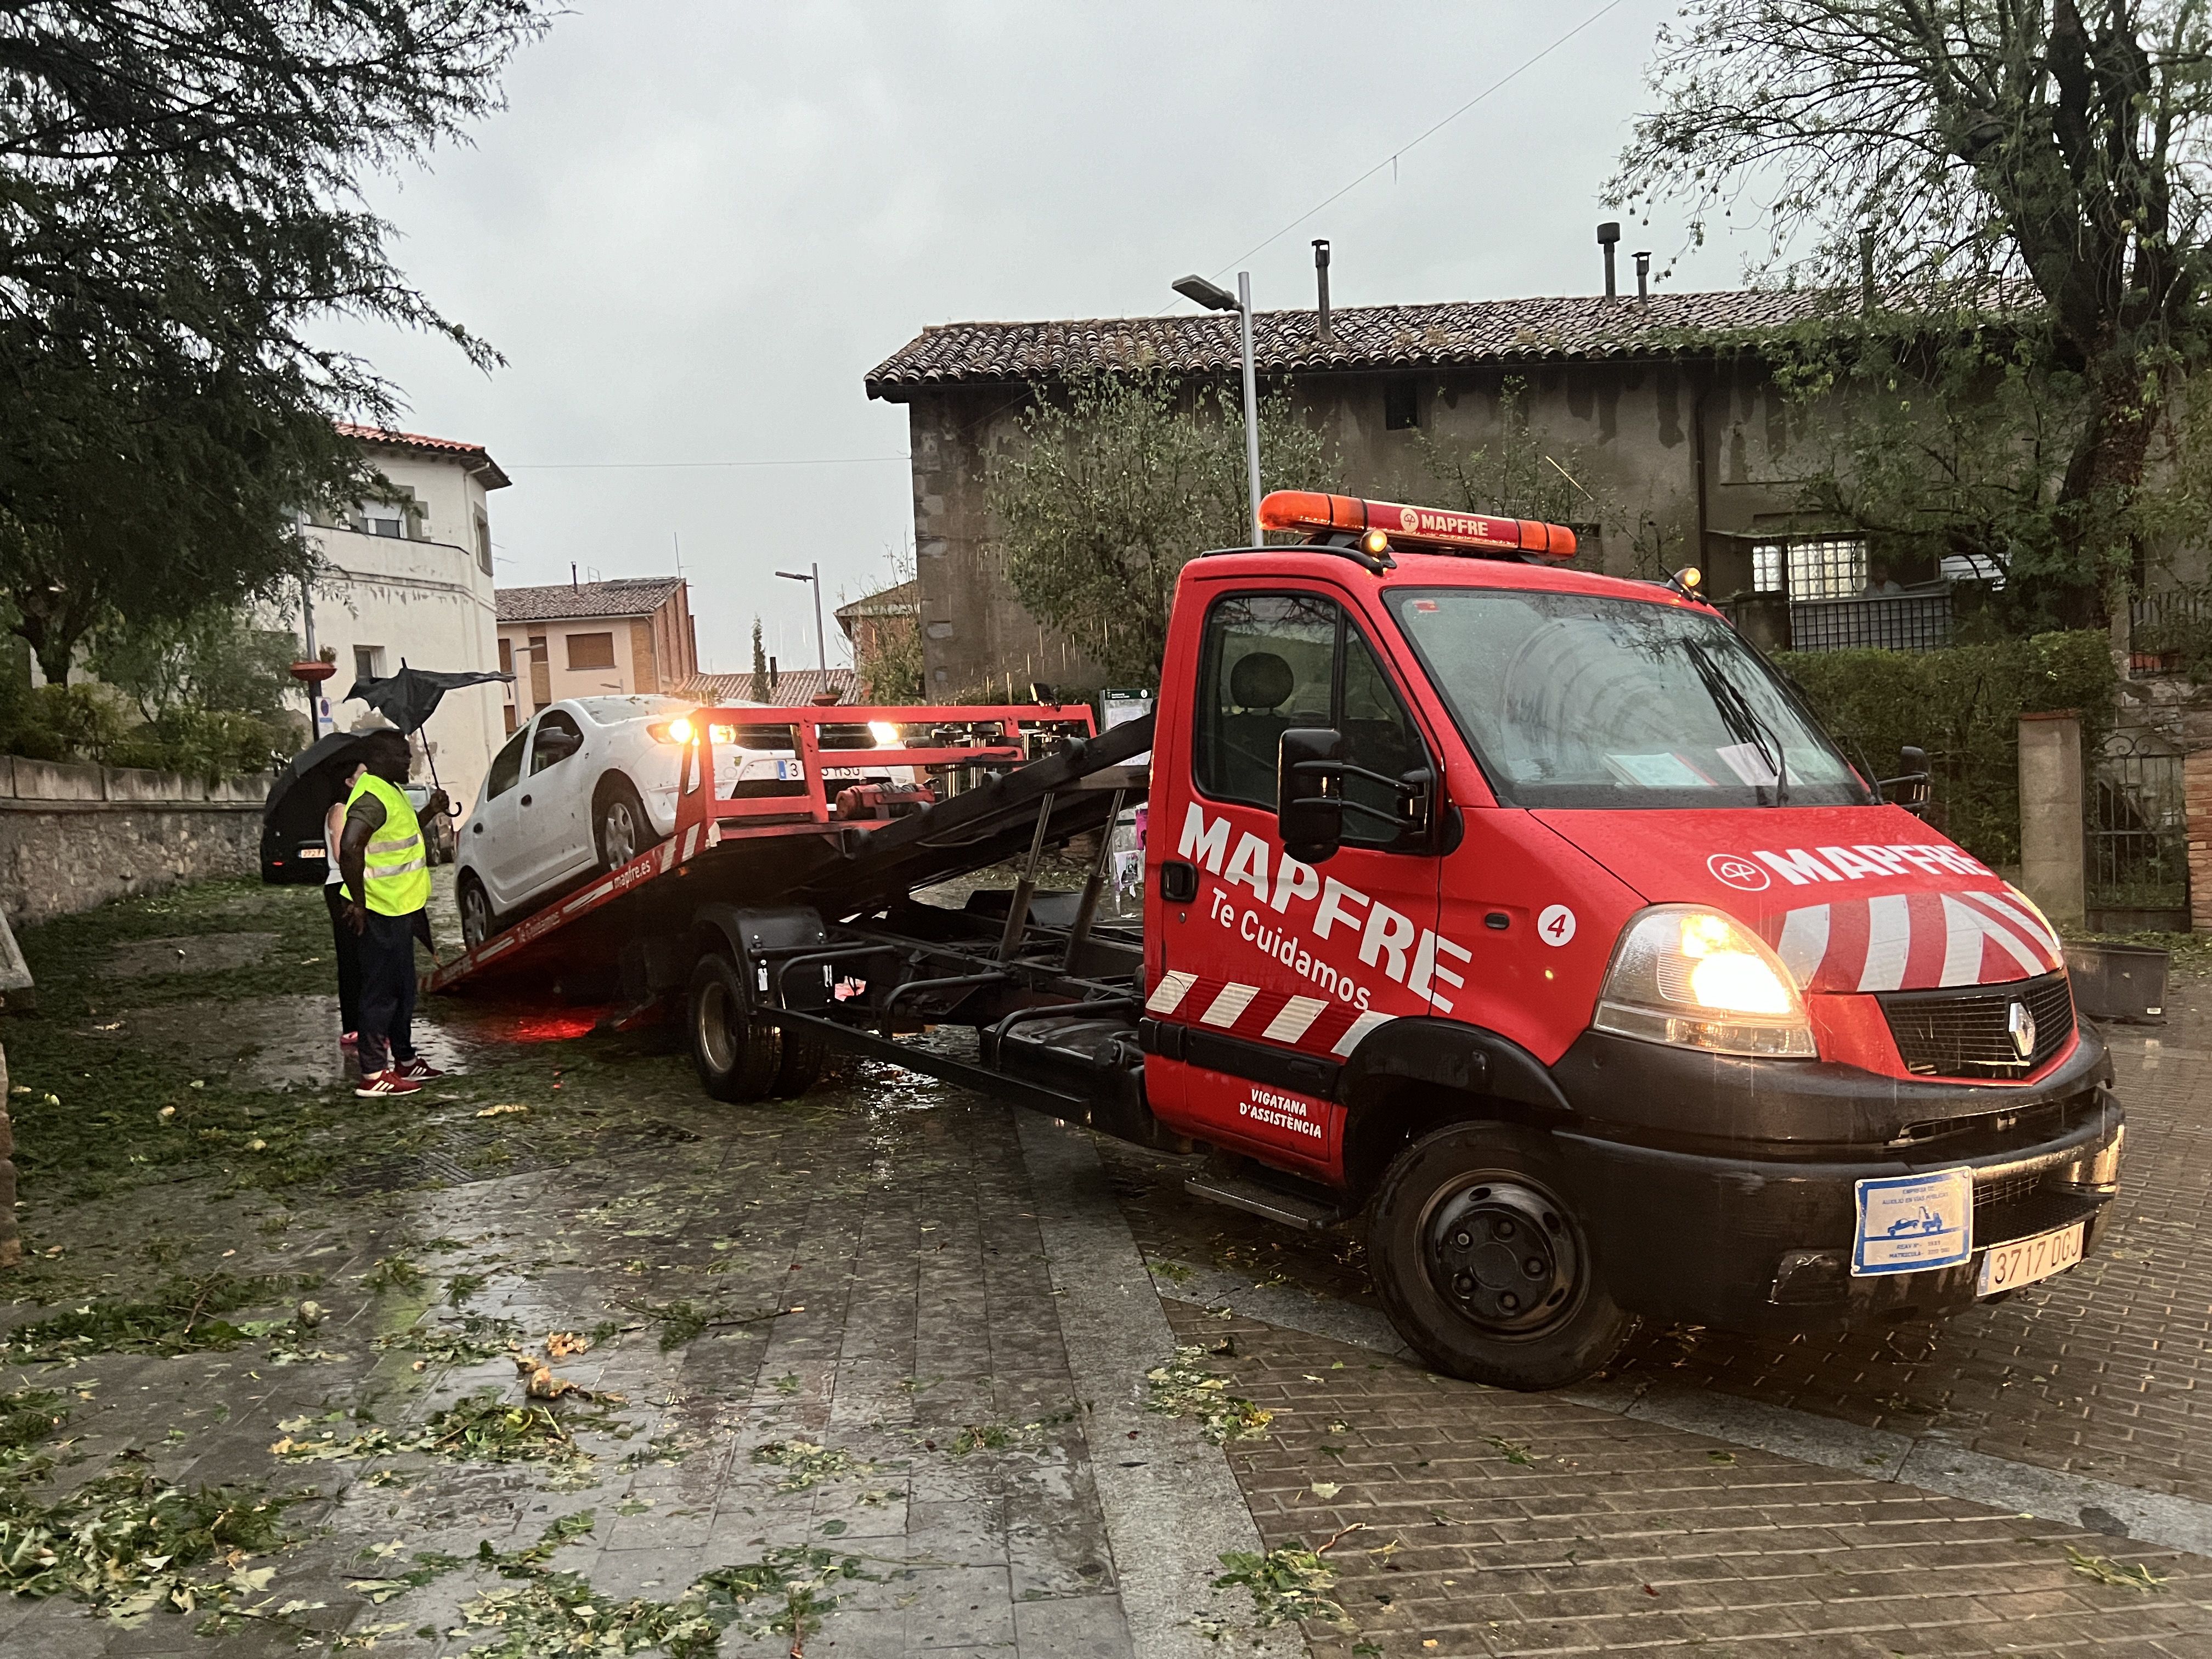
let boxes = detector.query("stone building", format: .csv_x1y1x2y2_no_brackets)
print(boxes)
865,290,1949,698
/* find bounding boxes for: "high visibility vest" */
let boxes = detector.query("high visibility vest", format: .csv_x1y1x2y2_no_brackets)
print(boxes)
348,772,432,917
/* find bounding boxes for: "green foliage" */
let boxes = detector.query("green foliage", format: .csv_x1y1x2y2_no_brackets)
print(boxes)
1610,3,2212,616
0,1462,296,1623
0,2,551,679
987,370,1335,688
1144,1345,1275,1444
1,1272,310,1361
749,617,769,703
1777,630,2114,867
854,552,925,704
1209,1543,1350,1630
0,606,302,779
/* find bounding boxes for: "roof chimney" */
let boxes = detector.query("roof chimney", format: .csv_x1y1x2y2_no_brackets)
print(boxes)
1598,222,1621,298
1635,250,1651,304
571,561,579,590
1313,239,1333,343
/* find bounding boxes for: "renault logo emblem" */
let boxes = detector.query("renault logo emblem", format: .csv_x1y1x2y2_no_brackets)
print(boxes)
2007,1001,2036,1062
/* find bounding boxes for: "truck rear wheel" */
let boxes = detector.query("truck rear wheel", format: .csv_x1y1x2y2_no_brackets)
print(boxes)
1367,1121,1635,1391
687,953,782,1102
771,1030,826,1098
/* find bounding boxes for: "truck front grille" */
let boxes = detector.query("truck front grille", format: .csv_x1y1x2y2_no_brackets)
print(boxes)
1879,972,2075,1080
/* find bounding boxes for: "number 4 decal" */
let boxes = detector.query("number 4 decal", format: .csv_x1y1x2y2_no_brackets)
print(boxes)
1538,905,1577,947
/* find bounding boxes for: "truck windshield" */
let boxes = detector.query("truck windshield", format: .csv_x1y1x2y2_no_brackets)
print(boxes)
1386,588,1869,809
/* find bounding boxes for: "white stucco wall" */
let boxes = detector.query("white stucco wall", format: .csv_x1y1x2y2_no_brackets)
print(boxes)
266,446,507,817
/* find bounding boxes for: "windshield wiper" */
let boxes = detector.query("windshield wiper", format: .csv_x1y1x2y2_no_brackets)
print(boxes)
1685,641,1790,806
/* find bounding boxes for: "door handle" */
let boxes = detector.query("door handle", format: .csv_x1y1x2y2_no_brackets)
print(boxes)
520,794,532,806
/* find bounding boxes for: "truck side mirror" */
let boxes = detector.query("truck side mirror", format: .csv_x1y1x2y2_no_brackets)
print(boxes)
1880,744,1932,817
1278,727,1344,864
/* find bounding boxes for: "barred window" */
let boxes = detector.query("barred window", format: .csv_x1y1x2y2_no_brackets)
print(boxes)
1750,536,1866,601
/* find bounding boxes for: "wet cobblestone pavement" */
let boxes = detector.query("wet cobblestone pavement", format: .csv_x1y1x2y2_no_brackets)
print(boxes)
3,873,2210,1655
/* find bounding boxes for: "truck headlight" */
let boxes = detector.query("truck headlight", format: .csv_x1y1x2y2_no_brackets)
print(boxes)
1593,906,1817,1058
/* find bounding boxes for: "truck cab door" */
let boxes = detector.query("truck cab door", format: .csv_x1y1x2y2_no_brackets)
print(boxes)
1146,586,1443,1177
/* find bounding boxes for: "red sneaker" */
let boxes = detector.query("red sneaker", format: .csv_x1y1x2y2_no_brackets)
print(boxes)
397,1057,448,1082
339,1031,358,1050
355,1069,422,1099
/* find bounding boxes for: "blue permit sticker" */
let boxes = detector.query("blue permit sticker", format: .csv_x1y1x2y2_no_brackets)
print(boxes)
1852,1169,1974,1276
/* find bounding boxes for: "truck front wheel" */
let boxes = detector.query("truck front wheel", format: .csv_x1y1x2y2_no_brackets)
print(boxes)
1368,1122,1635,1391
687,953,782,1102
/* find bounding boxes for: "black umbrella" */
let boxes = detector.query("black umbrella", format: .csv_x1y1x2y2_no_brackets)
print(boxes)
344,662,515,795
343,663,514,735
263,730,373,826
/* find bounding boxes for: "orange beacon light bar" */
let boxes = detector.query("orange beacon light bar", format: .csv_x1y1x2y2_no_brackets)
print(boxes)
1258,490,1578,563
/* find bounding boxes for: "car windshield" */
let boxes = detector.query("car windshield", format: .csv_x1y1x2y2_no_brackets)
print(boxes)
575,695,693,724
1386,587,1869,809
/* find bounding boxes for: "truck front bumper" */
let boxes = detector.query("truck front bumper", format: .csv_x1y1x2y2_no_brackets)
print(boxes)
1547,1029,2124,1332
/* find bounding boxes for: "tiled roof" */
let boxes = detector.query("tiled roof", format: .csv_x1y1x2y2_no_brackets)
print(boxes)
682,668,857,707
834,579,919,628
865,290,1846,399
497,577,687,624
337,421,511,489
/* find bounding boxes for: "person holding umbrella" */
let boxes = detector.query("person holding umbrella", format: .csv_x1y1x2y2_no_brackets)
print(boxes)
324,754,368,1049
338,729,448,1097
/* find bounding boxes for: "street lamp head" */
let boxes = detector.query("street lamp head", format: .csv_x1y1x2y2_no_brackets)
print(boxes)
774,569,814,583
1172,274,1239,313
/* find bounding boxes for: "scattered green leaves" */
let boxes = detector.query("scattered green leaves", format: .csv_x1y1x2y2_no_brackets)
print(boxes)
0,1462,296,1624
1209,1543,1350,1630
2066,1545,2168,1592
1144,1346,1273,1444
1,1273,309,1361
749,1440,870,1492
372,1313,525,1365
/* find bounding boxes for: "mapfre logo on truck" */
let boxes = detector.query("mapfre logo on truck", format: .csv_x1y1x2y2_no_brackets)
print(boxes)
1174,804,1474,1014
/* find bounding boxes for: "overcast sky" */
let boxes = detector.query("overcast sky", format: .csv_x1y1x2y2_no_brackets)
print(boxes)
331,0,1762,674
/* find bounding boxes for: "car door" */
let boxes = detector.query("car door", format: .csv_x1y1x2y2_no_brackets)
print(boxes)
512,708,594,897
1147,586,1444,1175
469,724,530,910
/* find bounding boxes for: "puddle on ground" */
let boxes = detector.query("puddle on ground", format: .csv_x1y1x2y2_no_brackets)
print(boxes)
88,993,487,1090
106,932,281,978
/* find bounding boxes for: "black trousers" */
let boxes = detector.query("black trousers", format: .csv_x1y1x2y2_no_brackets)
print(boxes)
322,883,363,1032
357,907,420,1074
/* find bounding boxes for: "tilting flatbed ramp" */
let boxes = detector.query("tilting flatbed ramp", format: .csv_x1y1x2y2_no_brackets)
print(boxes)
428,703,1151,995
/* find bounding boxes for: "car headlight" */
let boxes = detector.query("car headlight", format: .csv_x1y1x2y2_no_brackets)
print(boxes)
1593,905,1816,1058
646,715,696,745
868,721,901,748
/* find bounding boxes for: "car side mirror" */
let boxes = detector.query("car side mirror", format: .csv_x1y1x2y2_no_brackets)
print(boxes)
1880,744,1932,817
1278,727,1345,864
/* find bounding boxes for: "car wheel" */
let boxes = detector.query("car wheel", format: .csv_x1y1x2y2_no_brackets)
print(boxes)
687,952,782,1102
458,872,499,949
595,776,659,872
1367,1120,1636,1391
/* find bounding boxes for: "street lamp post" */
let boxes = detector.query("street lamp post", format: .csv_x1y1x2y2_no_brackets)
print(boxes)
1172,271,1263,547
776,562,828,673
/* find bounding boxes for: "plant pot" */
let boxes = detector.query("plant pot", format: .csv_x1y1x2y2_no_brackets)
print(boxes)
2063,941,2169,1024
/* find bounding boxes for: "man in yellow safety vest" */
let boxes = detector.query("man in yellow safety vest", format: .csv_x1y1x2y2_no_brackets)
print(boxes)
339,730,450,1097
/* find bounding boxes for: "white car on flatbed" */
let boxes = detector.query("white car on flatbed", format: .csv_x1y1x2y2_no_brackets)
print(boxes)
454,695,910,944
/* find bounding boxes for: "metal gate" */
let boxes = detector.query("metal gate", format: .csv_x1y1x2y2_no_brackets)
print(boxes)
2086,727,2190,928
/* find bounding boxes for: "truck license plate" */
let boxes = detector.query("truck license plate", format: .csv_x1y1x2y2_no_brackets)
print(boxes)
1976,1223,2084,1297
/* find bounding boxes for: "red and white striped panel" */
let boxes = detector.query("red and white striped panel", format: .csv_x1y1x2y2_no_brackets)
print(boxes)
1144,969,1396,1059
1758,888,2061,994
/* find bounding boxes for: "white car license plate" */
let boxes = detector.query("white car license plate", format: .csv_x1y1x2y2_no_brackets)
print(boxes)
1976,1223,2084,1296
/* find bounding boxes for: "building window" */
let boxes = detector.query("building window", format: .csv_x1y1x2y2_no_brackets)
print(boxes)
354,645,385,684
475,509,492,577
1750,535,1867,601
567,631,616,671
502,703,518,735
359,501,405,538
1383,376,1421,431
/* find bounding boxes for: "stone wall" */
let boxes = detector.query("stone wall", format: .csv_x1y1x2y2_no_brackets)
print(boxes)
0,757,268,927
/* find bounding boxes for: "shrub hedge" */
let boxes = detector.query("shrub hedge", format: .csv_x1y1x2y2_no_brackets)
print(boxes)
1774,630,2114,870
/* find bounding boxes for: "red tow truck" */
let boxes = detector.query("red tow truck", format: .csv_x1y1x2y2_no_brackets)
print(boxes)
436,491,2124,1389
